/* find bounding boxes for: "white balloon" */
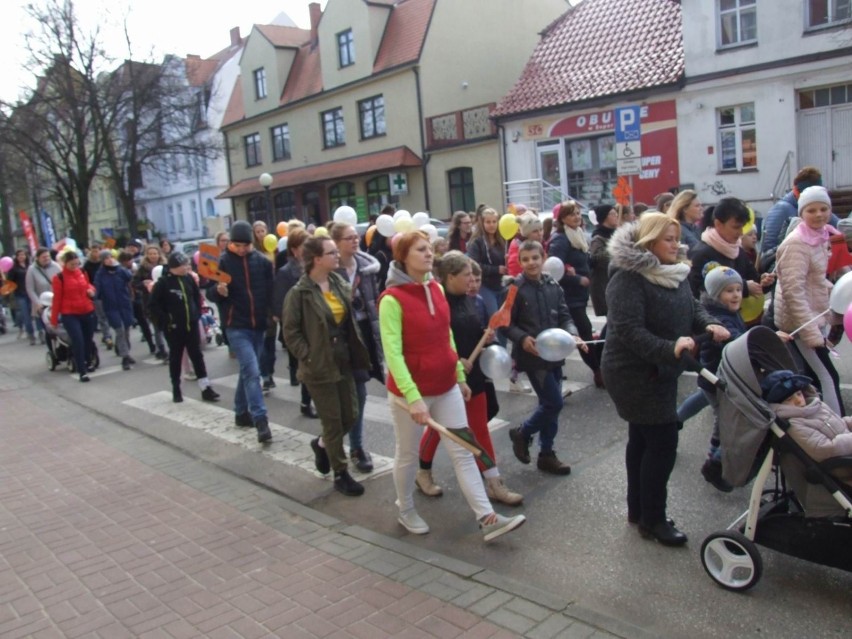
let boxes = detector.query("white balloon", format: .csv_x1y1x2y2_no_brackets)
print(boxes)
376,214,396,237
420,223,438,241
151,265,163,281
392,209,411,221
333,206,357,226
277,236,288,253
536,328,576,362
480,345,512,380
411,212,430,229
393,217,414,233
587,209,598,226
543,256,565,281
830,271,852,314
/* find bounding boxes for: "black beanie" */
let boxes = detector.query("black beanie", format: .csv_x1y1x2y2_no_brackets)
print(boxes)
168,252,189,269
230,221,253,244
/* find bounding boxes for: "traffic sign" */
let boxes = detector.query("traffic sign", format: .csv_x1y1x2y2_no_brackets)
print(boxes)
615,106,642,176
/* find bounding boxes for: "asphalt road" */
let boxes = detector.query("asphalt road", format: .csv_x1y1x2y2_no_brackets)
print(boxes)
3,313,850,639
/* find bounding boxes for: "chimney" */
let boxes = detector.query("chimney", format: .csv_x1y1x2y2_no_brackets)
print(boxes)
230,27,241,48
309,3,322,42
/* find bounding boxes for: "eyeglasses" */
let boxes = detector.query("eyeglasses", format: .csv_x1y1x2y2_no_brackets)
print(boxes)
341,235,359,241
324,250,340,256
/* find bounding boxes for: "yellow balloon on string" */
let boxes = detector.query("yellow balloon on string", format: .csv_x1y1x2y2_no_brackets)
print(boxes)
740,292,764,323
742,206,755,235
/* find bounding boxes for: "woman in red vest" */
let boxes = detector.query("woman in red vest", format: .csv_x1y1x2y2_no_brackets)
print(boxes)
379,230,526,542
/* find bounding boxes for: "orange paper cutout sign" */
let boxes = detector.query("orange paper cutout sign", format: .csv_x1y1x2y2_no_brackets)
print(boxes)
197,244,231,284
0,281,17,295
103,238,116,249
488,284,518,330
613,176,632,206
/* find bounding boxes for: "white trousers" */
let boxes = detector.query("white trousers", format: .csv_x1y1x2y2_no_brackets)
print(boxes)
389,386,492,521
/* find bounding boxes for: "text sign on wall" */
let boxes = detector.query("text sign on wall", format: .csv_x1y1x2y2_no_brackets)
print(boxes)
615,106,642,176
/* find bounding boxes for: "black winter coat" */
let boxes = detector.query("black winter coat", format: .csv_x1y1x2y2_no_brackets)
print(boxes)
208,249,273,331
148,272,201,333
466,236,506,292
547,232,591,308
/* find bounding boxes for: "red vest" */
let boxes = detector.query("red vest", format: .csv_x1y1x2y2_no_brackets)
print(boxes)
382,281,458,398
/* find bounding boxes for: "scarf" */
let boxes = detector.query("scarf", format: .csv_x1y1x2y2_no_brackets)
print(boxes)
565,226,589,252
638,261,691,289
795,222,838,247
701,227,739,260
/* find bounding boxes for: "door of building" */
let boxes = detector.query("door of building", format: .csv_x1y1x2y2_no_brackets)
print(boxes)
798,103,852,189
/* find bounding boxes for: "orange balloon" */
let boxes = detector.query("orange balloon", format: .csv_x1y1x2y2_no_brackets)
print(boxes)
365,224,376,247
276,221,288,237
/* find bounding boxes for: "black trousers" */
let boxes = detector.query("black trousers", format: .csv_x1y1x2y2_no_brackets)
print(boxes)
626,421,679,526
568,305,599,372
164,321,207,388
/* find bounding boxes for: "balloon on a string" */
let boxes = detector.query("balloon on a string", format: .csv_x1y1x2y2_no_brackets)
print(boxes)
263,233,277,253
498,213,519,240
743,207,756,235
365,225,376,247
193,251,200,266
844,301,852,340
393,209,411,222
151,265,163,281
276,221,288,237
740,293,764,323
420,224,439,241
376,214,395,237
393,216,414,233
536,328,576,362
277,236,288,253
0,256,12,273
829,270,852,313
313,226,329,238
411,212,430,229
543,256,564,281
333,206,357,226
480,345,512,379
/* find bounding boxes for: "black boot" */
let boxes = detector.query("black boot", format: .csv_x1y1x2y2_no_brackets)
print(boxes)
201,386,220,402
334,469,364,496
255,417,272,443
172,385,183,403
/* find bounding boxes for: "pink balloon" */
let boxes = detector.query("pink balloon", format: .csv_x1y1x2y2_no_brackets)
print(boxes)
844,301,852,341
391,232,402,251
193,250,200,265
0,256,12,273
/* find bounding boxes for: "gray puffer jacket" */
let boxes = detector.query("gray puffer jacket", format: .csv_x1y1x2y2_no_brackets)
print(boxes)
601,222,715,424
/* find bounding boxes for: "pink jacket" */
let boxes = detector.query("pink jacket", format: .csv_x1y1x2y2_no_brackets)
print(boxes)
774,395,852,462
774,232,832,348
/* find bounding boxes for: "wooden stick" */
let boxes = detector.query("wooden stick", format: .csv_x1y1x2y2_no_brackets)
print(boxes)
788,309,831,337
392,397,481,457
466,330,492,367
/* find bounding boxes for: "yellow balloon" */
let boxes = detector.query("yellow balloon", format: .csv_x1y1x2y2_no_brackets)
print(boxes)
740,293,765,323
742,206,755,235
498,213,519,240
263,233,277,253
393,217,413,233
365,225,376,247
314,227,329,238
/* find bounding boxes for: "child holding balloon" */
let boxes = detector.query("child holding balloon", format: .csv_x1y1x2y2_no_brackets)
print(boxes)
503,240,586,475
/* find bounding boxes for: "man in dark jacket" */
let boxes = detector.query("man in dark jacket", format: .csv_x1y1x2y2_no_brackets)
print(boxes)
208,220,274,442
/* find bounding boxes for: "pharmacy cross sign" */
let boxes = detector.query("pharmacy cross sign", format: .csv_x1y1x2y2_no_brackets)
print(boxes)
390,172,409,195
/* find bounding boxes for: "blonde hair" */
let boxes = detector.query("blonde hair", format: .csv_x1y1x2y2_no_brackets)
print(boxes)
437,250,472,281
636,213,680,250
470,206,505,248
667,190,698,223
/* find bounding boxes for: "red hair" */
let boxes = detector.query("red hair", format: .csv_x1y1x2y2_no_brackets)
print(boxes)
393,230,430,264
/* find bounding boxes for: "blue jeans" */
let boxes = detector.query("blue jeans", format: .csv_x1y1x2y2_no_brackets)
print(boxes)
226,328,266,419
61,313,96,375
349,379,368,450
676,388,709,423
521,367,564,452
14,294,34,337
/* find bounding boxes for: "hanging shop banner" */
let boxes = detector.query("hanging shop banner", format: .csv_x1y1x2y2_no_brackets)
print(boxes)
40,210,57,248
18,211,39,254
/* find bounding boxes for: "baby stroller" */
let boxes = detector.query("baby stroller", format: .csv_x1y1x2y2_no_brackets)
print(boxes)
40,292,100,373
699,326,852,591
200,301,224,346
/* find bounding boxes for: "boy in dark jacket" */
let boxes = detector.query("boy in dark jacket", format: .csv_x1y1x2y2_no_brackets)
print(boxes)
94,250,134,370
149,252,220,404
502,240,585,475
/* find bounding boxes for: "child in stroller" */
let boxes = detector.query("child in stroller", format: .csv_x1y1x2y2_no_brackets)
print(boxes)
41,291,99,373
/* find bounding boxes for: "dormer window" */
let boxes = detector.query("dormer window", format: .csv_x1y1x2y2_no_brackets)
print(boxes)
806,0,852,28
254,68,267,100
337,29,355,67
717,0,757,48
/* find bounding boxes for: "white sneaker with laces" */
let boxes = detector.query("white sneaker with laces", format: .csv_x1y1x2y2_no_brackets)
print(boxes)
398,508,430,535
509,379,532,394
480,513,526,542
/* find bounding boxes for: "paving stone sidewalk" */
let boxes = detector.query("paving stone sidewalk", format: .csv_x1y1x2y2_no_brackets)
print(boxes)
0,387,623,639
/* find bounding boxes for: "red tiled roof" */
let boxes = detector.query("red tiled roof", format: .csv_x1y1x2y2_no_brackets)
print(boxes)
221,76,244,127
185,56,219,87
255,25,310,48
492,0,683,118
281,41,323,105
217,146,422,199
373,0,435,73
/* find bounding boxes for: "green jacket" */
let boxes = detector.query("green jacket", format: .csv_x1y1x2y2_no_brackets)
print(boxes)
282,271,370,385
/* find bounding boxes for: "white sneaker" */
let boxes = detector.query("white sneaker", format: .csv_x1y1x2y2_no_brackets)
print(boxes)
183,371,198,380
480,513,526,542
509,379,532,393
398,509,430,535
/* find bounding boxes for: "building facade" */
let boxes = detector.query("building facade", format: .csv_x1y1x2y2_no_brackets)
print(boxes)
217,0,568,225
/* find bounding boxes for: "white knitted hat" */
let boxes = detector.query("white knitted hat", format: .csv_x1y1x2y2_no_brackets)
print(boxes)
797,185,831,214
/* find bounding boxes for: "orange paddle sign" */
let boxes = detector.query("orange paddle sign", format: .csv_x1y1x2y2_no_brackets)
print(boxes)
489,284,518,329
197,244,232,284
0,281,17,295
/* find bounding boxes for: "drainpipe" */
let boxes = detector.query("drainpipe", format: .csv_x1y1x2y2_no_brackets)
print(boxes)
413,67,430,211
223,130,236,222
497,123,508,209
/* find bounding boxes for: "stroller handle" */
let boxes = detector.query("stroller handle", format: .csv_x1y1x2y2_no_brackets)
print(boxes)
681,334,728,391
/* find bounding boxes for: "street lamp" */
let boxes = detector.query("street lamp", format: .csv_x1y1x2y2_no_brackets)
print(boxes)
258,172,273,227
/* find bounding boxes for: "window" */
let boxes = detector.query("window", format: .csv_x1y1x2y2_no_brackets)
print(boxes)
337,29,354,67
206,198,216,218
271,124,291,161
799,83,852,109
321,108,345,148
244,132,261,167
448,168,475,213
807,0,852,27
247,196,266,224
718,104,757,171
366,175,392,216
253,68,267,100
190,200,199,230
167,204,175,233
718,0,756,47
176,203,185,233
359,95,386,139
274,191,297,220
329,182,356,211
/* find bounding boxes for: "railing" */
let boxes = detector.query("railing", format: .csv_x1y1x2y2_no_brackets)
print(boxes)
504,178,589,213
770,151,794,202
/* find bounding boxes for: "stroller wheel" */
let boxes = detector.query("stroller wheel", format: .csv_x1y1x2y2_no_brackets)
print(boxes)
701,531,763,592
46,351,57,371
215,334,224,346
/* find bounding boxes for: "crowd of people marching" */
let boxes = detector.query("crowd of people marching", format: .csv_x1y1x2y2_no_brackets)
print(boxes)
2,163,850,545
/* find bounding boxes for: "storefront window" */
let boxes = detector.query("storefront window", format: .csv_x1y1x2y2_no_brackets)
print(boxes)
565,134,617,203
329,182,356,212
366,175,392,216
